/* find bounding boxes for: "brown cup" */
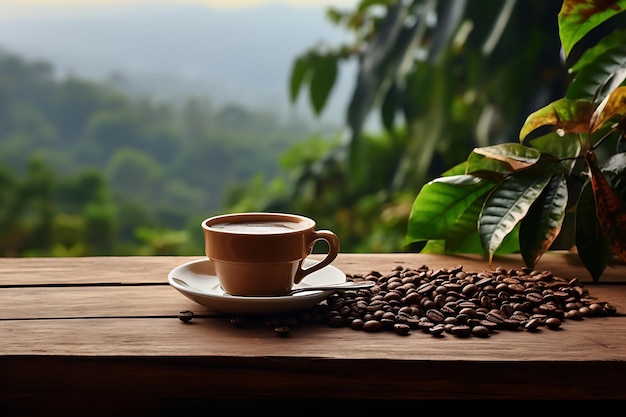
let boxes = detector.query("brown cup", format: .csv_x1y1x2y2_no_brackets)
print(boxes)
201,212,340,296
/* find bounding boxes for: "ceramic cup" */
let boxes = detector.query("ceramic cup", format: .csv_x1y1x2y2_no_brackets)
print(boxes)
201,212,340,296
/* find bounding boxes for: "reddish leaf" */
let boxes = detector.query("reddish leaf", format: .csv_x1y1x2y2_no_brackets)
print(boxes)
590,86,626,133
472,143,540,172
559,0,626,57
519,98,593,141
584,150,626,262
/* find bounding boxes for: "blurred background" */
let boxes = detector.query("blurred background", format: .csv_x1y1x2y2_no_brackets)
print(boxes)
0,0,567,257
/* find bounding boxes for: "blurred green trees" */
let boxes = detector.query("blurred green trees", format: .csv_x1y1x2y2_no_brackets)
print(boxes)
1,1,581,256
233,0,569,253
0,50,316,256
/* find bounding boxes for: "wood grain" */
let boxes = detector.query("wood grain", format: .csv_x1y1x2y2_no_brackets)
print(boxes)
1,252,626,413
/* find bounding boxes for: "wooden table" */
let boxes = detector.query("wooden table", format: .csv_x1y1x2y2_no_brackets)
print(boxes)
2,252,626,414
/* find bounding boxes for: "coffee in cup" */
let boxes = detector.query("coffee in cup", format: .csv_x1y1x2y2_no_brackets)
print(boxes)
202,212,340,296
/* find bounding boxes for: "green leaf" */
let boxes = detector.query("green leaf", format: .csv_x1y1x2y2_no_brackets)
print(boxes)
447,194,521,255
519,174,568,268
406,175,493,243
309,55,338,116
479,172,552,262
530,132,582,162
495,224,520,255
471,143,542,172
466,152,513,176
558,0,626,58
529,132,582,174
519,98,594,141
443,194,485,253
570,29,626,73
576,180,610,282
529,132,581,159
420,239,445,254
566,43,626,101
289,55,311,103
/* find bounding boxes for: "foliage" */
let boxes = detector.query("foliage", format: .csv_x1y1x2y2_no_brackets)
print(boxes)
0,49,318,256
6,0,620,263
286,0,569,253
0,158,117,256
407,0,626,282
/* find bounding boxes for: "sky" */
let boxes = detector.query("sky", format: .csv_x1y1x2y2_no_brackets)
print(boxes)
0,0,361,124
1,0,360,9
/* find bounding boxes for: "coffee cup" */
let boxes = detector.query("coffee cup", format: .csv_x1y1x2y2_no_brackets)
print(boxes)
201,212,340,296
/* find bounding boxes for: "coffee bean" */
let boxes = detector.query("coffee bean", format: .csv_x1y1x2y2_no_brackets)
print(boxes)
232,264,616,339
381,318,396,329
405,316,421,329
485,311,505,324
588,303,604,316
372,310,385,320
417,283,436,294
418,320,435,332
524,317,542,331
579,306,593,317
467,318,482,328
500,303,515,317
456,313,470,325
178,310,194,323
363,320,383,332
479,320,499,331
274,325,290,337
546,317,562,330
525,292,543,304
449,325,472,337
605,304,618,315
403,292,422,305
500,318,521,330
426,309,445,323
462,283,478,297
394,323,411,336
350,318,365,330
458,301,478,309
429,323,446,336
439,303,456,316
459,307,477,318
472,325,490,338
565,310,582,320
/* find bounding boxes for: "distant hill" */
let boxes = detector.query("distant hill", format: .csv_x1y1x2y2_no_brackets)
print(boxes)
0,1,356,125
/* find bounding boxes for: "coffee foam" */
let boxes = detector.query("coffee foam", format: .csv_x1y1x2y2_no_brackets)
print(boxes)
210,221,305,234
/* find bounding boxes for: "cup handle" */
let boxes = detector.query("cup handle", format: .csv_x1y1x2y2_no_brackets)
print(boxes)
294,230,340,284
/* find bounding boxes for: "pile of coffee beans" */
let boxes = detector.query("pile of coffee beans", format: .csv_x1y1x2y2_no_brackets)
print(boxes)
226,264,618,338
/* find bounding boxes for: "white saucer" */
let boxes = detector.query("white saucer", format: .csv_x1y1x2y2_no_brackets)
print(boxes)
168,258,346,315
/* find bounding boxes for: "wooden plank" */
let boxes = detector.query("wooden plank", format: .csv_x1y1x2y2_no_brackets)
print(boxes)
0,286,217,319
0,256,197,286
2,252,625,286
1,253,626,410
1,315,625,360
1,283,623,320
